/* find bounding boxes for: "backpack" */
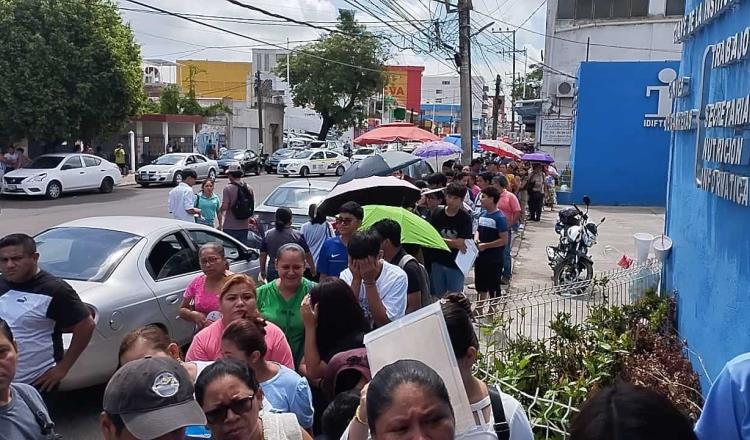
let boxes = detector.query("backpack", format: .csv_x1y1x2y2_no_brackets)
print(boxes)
488,385,510,440
230,182,254,219
14,384,63,439
322,348,371,401
397,252,434,308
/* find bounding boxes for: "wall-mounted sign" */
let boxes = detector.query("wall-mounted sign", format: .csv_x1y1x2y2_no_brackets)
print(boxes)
665,109,699,131
673,0,739,43
669,76,691,98
711,26,750,68
540,118,573,146
698,168,750,205
702,137,747,165
704,94,750,128
144,136,150,143
643,68,677,128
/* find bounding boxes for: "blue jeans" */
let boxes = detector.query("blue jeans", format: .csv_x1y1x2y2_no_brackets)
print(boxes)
502,234,512,279
430,262,465,297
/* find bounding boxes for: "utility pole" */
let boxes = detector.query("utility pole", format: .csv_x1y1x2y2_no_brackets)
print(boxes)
255,70,264,155
285,38,290,136
491,74,501,140
492,28,524,139
458,0,473,164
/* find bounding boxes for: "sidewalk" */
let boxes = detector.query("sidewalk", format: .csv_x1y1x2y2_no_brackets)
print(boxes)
118,173,136,186
510,206,665,292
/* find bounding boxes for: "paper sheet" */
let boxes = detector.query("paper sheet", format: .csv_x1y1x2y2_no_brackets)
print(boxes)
455,239,478,277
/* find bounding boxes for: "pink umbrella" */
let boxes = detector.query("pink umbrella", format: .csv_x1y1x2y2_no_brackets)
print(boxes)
354,122,440,145
478,139,523,160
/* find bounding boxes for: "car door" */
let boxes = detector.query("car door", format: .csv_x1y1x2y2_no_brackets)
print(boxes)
325,151,340,174
193,155,209,179
82,155,105,188
244,151,257,172
142,231,200,339
309,151,325,173
58,156,87,190
186,228,258,277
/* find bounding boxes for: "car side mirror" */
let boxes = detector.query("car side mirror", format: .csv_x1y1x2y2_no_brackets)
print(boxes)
246,249,259,261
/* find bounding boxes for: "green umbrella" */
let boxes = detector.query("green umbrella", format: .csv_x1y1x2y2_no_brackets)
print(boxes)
360,205,449,251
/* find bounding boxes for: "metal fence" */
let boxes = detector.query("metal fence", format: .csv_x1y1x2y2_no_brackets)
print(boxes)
469,260,663,438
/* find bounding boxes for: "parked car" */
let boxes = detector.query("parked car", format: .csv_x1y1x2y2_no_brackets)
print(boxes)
1,153,122,199
217,149,262,176
135,153,218,187
351,147,377,163
33,216,260,390
277,149,351,177
264,148,296,173
254,180,336,234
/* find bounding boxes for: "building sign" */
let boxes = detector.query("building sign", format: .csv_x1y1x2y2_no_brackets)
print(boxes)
643,68,677,128
669,76,691,98
385,69,409,109
673,0,739,43
712,26,750,68
666,109,699,131
540,118,573,146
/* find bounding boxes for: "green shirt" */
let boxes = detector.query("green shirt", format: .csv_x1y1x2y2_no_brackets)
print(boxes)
114,148,125,164
256,278,315,367
196,193,221,224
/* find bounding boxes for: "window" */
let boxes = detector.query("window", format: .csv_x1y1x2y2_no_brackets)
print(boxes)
435,89,443,95
575,0,594,19
665,0,684,15
62,156,83,170
435,98,443,103
594,0,611,18
147,233,198,280
264,54,271,71
325,151,338,159
631,0,649,16
83,156,101,167
193,155,207,163
558,0,575,18
187,230,241,261
559,0,651,19
441,80,451,85
311,152,324,160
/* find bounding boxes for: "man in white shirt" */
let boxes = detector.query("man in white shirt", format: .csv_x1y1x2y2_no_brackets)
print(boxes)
340,230,407,327
167,169,200,222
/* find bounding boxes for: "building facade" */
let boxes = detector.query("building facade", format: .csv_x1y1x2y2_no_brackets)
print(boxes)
421,75,489,136
177,59,252,103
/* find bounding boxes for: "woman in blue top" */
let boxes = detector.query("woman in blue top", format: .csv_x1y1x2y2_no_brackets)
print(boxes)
195,179,222,228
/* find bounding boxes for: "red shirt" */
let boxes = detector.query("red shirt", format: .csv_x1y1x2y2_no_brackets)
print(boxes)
498,190,521,224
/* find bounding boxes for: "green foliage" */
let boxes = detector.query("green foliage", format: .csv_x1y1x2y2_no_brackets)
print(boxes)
150,84,231,117
159,85,181,115
511,64,543,101
478,291,702,438
0,0,144,142
274,10,389,139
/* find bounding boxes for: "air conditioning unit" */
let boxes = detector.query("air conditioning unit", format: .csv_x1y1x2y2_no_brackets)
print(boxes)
556,80,576,98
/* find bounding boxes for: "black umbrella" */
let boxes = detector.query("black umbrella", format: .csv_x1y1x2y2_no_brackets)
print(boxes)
317,176,422,217
337,151,421,185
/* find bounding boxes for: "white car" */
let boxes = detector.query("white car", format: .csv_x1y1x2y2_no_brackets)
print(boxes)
1,153,122,199
135,153,218,187
277,149,351,177
351,147,377,163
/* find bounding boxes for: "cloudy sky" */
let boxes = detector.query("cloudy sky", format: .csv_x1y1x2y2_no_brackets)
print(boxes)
116,0,547,88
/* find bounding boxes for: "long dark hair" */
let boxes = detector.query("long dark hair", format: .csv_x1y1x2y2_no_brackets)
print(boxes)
310,279,370,361
440,294,479,359
308,203,327,225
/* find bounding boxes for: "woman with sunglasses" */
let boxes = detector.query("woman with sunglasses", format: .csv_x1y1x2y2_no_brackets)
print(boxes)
185,274,294,370
179,242,234,330
222,318,314,430
196,358,313,440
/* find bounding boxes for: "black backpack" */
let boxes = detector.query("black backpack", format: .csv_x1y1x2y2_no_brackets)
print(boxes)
14,384,62,439
488,385,510,440
397,253,434,308
230,182,254,219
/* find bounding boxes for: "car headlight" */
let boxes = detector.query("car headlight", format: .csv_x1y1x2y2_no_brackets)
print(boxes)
26,173,47,182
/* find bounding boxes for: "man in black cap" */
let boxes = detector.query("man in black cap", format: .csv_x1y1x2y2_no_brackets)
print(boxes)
100,356,206,440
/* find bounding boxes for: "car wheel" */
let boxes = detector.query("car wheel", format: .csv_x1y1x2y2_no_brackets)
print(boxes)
336,166,345,176
99,177,114,193
265,166,273,174
208,169,216,181
139,183,150,188
172,172,183,186
300,167,309,177
46,181,62,199
254,165,261,176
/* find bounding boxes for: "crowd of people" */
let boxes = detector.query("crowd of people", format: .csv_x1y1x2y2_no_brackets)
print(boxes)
0,154,740,440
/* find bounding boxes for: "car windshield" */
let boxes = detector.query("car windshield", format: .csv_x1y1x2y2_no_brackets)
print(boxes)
25,156,64,169
220,150,243,160
264,187,329,209
293,151,313,159
355,148,374,155
35,227,141,282
274,149,294,158
151,154,183,165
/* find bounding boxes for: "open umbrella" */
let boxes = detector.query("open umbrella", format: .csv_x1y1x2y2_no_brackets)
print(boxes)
337,151,421,185
521,152,555,164
360,205,449,251
353,122,440,145
317,176,421,217
413,141,463,169
478,139,523,160
443,134,479,151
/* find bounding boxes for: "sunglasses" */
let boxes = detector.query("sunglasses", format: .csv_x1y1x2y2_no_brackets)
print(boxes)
204,394,256,424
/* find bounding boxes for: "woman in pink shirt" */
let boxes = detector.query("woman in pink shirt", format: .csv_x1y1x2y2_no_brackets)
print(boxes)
185,274,294,369
179,243,234,329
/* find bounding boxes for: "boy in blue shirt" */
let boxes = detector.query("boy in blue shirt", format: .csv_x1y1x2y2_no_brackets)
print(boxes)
475,186,509,302
317,201,363,280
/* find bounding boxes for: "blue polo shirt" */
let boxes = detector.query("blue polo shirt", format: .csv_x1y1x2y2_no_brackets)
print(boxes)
316,236,348,277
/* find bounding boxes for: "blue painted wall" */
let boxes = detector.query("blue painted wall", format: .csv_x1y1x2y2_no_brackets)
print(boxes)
666,0,750,391
567,61,679,206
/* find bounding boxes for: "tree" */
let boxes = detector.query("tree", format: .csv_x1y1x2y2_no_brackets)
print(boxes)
0,0,144,143
511,64,543,101
275,10,389,140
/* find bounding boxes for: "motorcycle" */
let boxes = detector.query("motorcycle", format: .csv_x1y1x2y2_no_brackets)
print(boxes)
546,196,606,287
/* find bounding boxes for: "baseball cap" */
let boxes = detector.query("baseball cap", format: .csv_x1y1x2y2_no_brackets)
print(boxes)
227,163,243,174
103,356,206,439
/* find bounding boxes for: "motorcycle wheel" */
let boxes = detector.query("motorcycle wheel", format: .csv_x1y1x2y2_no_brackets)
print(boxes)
553,258,594,294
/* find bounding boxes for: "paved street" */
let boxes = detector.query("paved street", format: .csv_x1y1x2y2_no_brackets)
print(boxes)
0,172,336,439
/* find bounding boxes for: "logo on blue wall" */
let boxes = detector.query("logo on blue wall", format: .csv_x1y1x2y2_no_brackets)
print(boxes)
643,68,678,128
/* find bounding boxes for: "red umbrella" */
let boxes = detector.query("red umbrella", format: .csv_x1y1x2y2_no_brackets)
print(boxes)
354,122,440,145
478,139,523,160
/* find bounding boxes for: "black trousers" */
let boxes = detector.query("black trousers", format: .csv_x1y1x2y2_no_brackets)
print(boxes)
528,190,544,221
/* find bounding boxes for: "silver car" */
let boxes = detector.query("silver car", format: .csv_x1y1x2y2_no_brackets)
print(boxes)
254,180,336,234
136,153,218,187
33,216,260,390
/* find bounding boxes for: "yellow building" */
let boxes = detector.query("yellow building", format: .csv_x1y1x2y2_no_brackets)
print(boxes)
177,60,251,101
